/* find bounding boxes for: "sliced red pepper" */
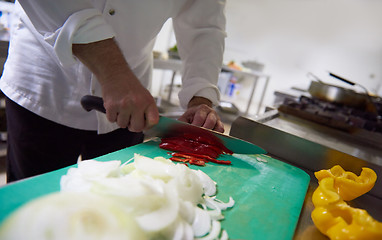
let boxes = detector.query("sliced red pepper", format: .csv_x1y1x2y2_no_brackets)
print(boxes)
160,134,233,166
172,152,231,165
171,152,195,159
160,137,220,158
208,158,231,165
181,132,233,154
189,158,206,166
169,156,189,163
175,152,215,162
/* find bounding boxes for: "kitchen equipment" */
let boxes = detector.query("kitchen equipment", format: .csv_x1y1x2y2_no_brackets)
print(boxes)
81,95,266,155
0,140,310,239
307,72,377,113
278,95,382,149
308,80,368,109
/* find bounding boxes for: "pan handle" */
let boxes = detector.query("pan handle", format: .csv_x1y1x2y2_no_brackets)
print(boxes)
328,72,355,86
328,72,378,113
80,95,106,113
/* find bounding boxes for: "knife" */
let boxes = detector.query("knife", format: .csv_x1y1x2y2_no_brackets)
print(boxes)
80,95,266,154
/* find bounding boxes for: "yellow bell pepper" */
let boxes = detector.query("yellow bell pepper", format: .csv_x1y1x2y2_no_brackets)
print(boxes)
311,165,382,240
315,165,377,201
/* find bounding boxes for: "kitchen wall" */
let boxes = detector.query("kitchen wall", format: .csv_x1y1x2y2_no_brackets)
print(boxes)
154,0,382,116
224,0,382,114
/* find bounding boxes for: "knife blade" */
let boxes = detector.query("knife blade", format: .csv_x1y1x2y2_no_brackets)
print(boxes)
80,95,266,154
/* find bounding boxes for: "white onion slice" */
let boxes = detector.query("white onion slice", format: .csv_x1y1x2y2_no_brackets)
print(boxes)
170,220,194,240
195,220,221,240
0,192,146,240
134,154,176,180
135,182,179,232
194,170,217,196
172,164,204,204
192,207,212,237
205,196,235,211
220,230,229,240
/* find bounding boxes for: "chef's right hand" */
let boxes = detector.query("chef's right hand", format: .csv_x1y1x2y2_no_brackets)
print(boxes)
100,72,159,132
72,38,159,132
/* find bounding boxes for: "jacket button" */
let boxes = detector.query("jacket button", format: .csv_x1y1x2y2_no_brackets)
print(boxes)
109,9,115,15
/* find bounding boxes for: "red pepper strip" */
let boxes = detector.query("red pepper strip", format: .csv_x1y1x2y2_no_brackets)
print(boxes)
172,152,231,165
171,152,208,162
208,158,231,165
177,152,231,165
170,156,205,166
174,152,214,162
171,152,193,159
170,157,189,163
171,153,207,166
189,158,206,166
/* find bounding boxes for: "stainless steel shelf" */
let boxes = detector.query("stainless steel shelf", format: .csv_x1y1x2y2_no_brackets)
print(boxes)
153,58,271,115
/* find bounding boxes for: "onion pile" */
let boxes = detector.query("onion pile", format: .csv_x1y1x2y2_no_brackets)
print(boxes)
0,154,234,240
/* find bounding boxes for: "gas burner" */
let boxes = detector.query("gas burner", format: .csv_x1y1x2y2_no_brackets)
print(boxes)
278,96,382,134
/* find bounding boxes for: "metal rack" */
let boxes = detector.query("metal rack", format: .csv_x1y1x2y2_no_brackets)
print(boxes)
153,58,271,115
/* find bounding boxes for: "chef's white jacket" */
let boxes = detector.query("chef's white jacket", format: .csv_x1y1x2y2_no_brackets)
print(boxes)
0,0,226,133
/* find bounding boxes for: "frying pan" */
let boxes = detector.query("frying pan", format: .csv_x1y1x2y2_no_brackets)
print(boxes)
307,72,377,112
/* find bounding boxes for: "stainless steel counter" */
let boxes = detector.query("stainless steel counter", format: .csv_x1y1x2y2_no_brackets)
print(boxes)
229,110,382,239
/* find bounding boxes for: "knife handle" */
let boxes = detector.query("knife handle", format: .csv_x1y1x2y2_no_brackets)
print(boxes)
80,95,106,113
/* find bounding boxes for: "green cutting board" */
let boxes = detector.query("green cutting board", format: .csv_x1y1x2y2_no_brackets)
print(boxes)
0,140,310,240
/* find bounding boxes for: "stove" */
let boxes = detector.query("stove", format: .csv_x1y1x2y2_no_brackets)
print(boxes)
278,95,382,149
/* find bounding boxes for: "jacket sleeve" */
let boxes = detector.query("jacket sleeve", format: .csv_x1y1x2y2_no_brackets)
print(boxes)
17,0,115,67
172,0,227,108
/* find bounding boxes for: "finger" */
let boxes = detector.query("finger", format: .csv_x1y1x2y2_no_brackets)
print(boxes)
201,112,218,130
128,110,146,132
190,108,208,127
178,111,193,123
213,120,225,133
116,111,130,129
202,112,225,133
105,104,118,123
178,106,197,123
144,103,160,130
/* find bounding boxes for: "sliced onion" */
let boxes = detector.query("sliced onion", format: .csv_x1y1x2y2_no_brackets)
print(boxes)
169,219,194,240
135,182,179,232
194,170,216,196
220,230,229,240
0,192,147,240
172,164,204,204
1,155,235,240
205,196,235,211
192,207,212,237
195,220,221,240
60,160,122,192
134,154,176,180
179,201,196,224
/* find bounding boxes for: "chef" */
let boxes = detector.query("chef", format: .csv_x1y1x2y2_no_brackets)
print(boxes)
0,0,226,182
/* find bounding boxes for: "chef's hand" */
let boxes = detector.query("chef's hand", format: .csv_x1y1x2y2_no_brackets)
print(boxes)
100,71,159,132
73,38,159,132
178,96,225,133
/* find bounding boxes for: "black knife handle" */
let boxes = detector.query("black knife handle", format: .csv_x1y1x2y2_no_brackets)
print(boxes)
80,95,106,113
328,72,355,86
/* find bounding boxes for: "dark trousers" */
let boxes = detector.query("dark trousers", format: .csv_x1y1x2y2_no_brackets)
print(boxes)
5,97,144,182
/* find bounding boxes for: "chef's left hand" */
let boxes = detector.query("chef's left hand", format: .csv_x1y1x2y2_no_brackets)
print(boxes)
178,96,225,133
